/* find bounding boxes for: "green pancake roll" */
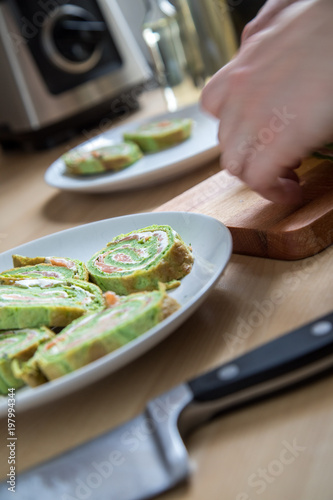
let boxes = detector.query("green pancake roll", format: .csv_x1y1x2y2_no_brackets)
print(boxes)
62,142,143,176
0,264,88,284
0,375,8,394
0,327,54,394
312,142,333,161
10,255,88,281
0,278,105,330
11,356,49,388
86,224,194,294
24,289,180,382
123,118,193,152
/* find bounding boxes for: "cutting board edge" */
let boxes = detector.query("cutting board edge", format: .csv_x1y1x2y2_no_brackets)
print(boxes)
230,214,333,260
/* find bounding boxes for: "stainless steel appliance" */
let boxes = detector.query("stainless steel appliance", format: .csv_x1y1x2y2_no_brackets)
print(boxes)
0,0,151,149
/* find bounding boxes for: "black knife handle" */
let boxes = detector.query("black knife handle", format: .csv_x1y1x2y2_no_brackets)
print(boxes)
188,312,333,404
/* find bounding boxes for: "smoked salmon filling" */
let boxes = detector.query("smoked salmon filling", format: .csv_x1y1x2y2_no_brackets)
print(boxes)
86,225,194,294
0,327,54,394
0,278,105,330
62,142,143,176
20,289,180,383
9,255,89,281
123,118,193,152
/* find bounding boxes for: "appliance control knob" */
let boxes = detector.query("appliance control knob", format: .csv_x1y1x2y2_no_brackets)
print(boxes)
42,5,105,74
53,17,106,63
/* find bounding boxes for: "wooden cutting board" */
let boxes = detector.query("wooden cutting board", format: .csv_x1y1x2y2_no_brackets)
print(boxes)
158,157,333,260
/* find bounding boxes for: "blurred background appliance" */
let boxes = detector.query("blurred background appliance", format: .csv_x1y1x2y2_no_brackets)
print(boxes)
124,0,266,111
0,0,151,149
0,0,265,150
141,0,239,111
120,0,267,67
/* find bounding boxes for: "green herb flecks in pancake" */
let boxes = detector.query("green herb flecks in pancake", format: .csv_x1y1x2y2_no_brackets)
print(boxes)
0,327,54,393
0,278,105,330
23,289,179,382
9,255,88,281
87,225,194,294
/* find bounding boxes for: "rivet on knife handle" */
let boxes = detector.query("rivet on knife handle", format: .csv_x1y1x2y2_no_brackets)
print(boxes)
187,312,333,409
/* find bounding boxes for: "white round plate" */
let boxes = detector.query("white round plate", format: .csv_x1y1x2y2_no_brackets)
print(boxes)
0,212,232,415
45,103,220,193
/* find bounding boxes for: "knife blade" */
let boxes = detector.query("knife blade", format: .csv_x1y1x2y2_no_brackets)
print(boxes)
2,311,333,500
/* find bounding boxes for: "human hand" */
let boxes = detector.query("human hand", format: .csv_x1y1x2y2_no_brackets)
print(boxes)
201,0,333,204
241,0,299,42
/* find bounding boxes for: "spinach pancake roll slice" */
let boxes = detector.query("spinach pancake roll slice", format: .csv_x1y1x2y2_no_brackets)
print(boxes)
62,142,143,176
123,118,193,152
11,255,88,281
0,279,105,330
0,327,54,393
27,289,180,381
87,224,194,294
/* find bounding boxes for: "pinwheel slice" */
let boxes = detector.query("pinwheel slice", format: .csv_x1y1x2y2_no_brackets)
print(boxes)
10,255,88,281
86,224,194,294
0,327,54,394
62,142,143,176
22,289,180,383
123,118,193,152
0,279,105,330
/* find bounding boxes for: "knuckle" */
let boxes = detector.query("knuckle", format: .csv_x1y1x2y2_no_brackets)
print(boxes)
199,86,210,111
247,178,265,192
200,84,218,115
228,67,251,90
222,152,244,176
247,170,277,193
241,22,253,43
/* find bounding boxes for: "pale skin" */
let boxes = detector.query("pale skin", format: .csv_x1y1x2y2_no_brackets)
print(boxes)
201,0,333,204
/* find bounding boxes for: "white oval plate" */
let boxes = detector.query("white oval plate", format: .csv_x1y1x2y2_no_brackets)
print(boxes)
0,212,232,415
45,103,220,193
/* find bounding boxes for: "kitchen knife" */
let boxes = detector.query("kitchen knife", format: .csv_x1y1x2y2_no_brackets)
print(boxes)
2,311,333,500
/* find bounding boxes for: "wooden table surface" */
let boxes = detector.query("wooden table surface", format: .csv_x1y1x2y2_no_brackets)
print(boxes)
1,89,333,500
